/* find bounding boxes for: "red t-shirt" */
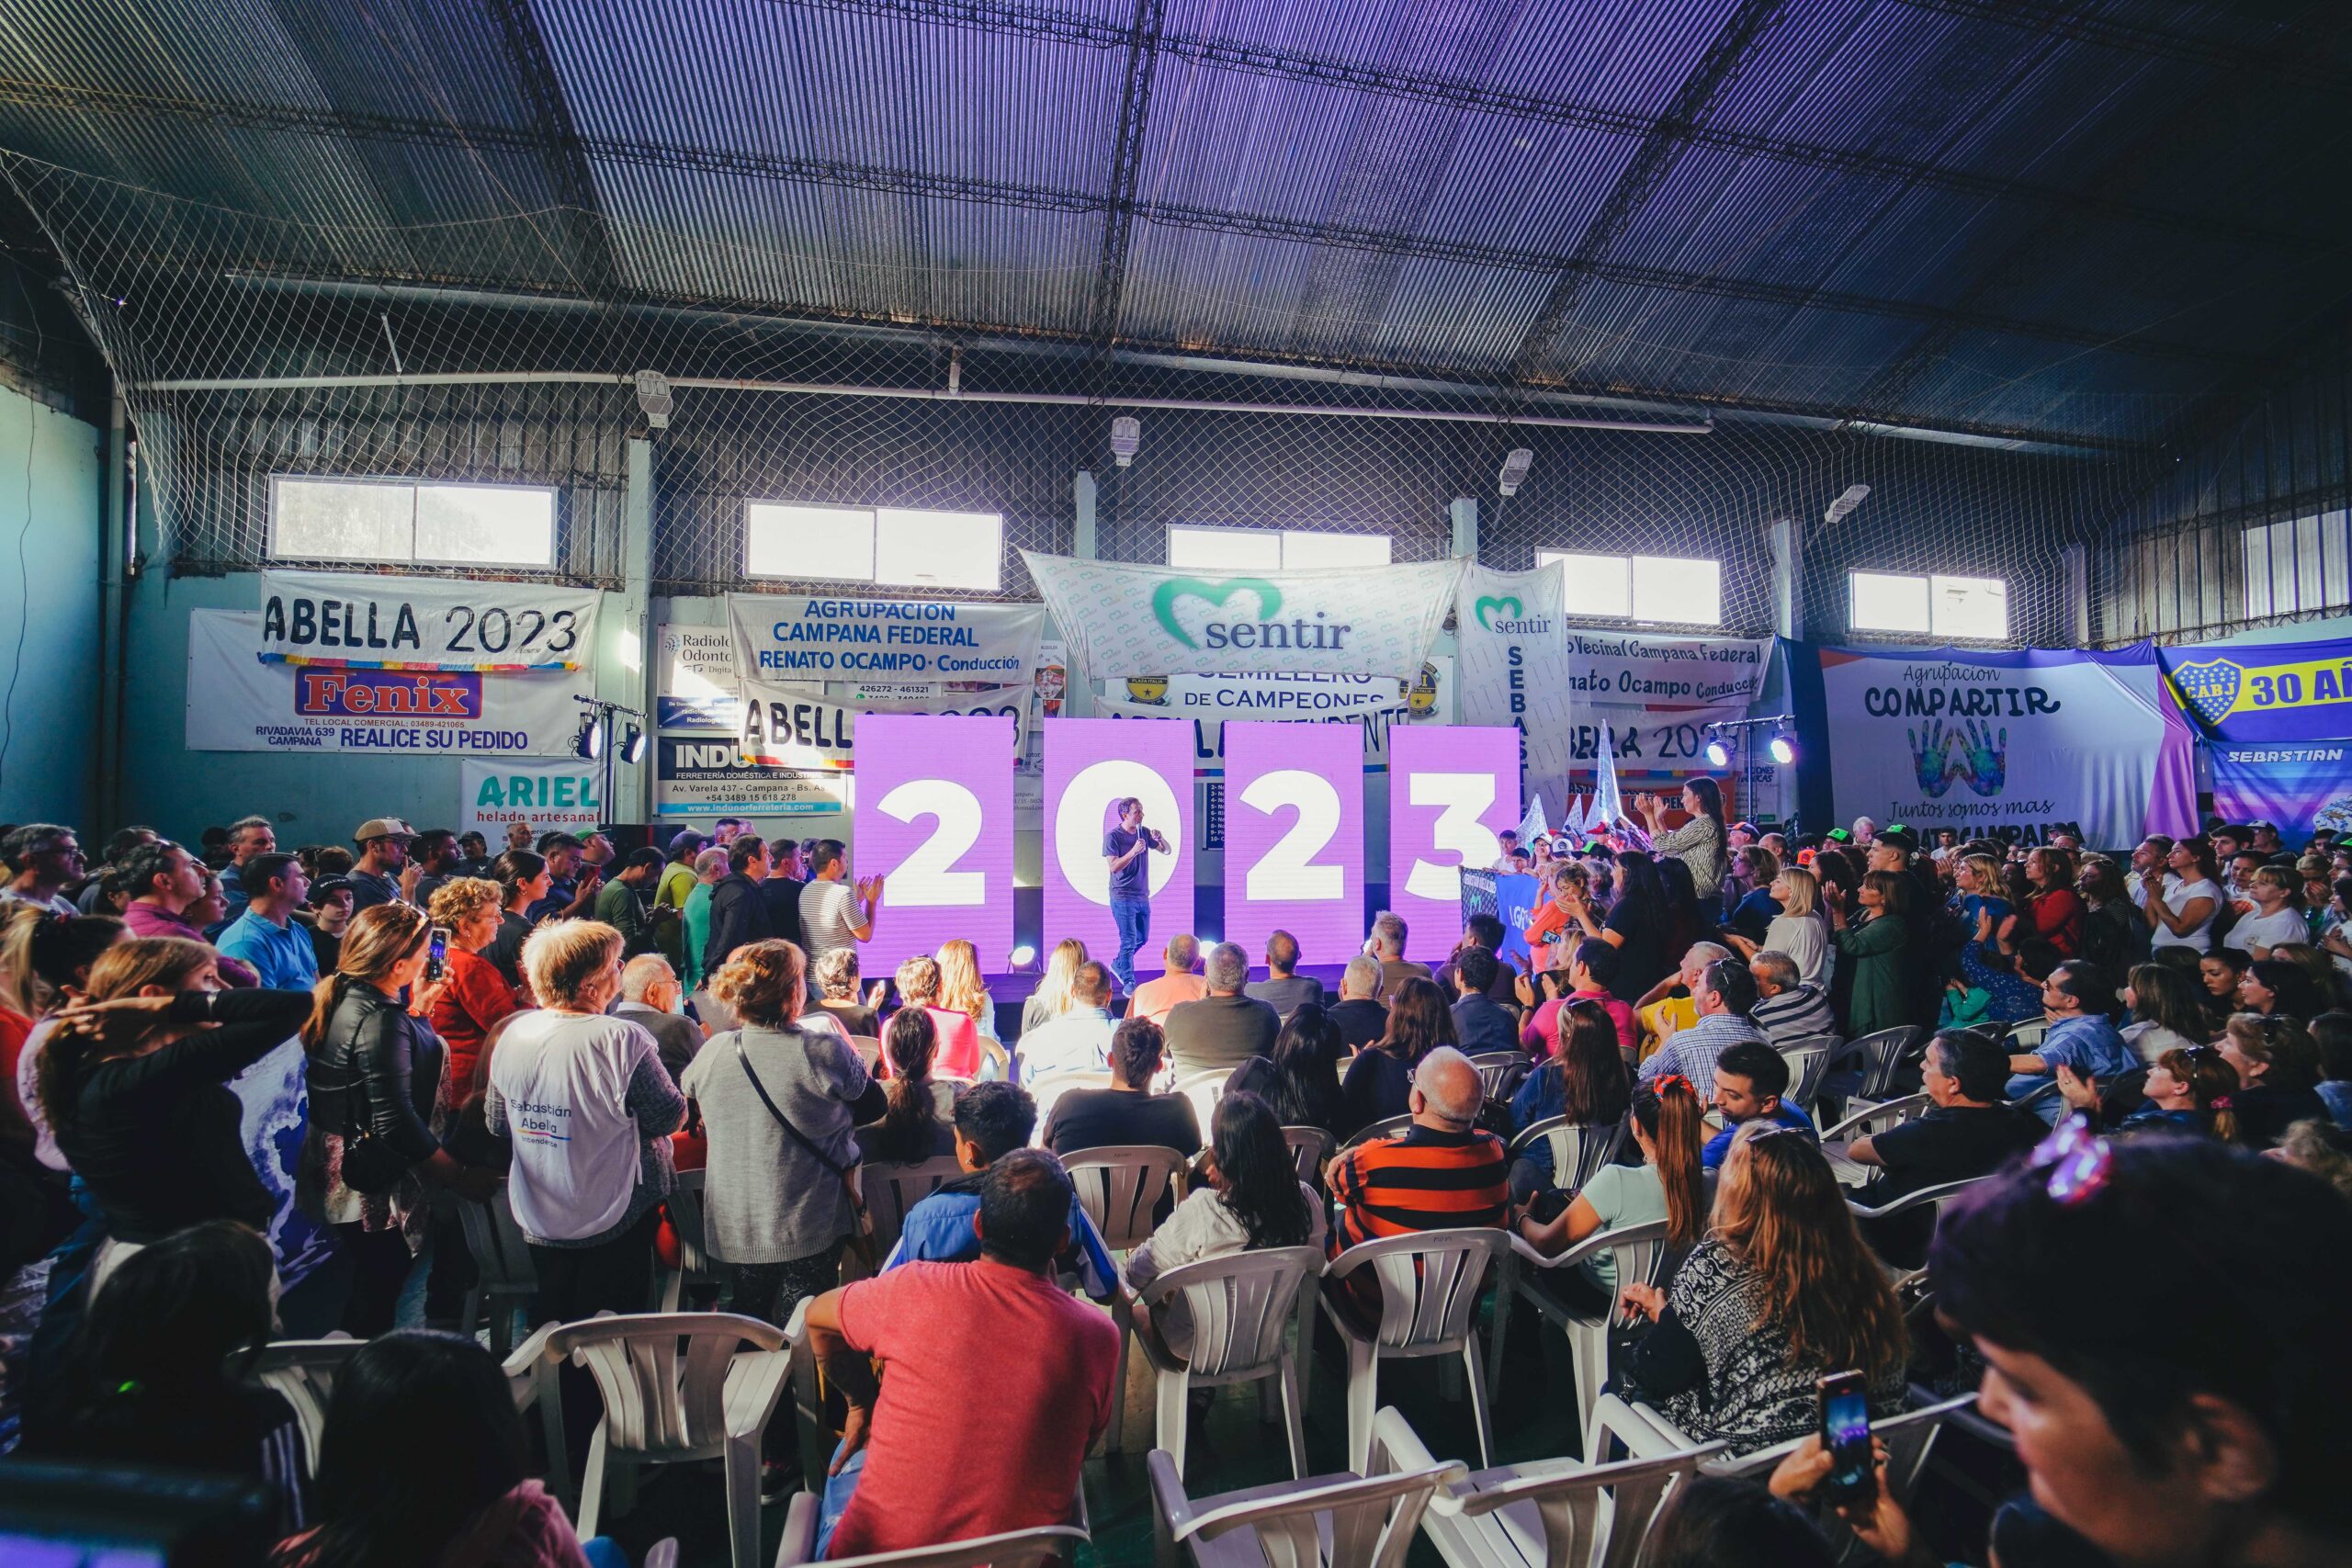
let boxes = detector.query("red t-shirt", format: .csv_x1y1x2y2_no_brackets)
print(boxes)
2027,889,2084,958
828,1259,1118,1559
873,1007,984,1081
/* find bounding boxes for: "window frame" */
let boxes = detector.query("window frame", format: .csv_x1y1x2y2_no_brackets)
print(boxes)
1847,568,2012,642
742,500,1006,592
2243,513,2350,622
1535,548,1724,628
1167,525,1392,571
268,473,561,571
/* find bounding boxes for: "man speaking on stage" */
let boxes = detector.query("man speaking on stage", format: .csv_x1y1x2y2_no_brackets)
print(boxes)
1103,796,1171,992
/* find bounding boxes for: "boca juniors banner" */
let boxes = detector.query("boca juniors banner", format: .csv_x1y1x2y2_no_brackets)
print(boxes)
258,570,602,671
1023,550,1461,680
1810,643,2196,846
187,609,594,755
2160,634,2352,744
728,593,1043,687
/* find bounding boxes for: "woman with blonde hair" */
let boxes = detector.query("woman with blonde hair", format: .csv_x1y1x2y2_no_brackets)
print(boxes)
934,938,1011,1077
1729,864,1827,987
424,876,519,1104
304,902,496,1335
680,940,883,1331
1019,938,1090,1037
38,938,312,1289
1619,1125,1907,1453
486,920,686,1322
890,953,982,1080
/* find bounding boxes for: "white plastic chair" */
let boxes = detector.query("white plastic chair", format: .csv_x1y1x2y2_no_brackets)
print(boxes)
1148,1418,1464,1568
1819,1092,1933,1188
1485,1217,1672,1436
775,1473,1093,1565
846,1033,884,1070
2005,1017,2051,1055
1827,1025,1923,1108
1776,1033,1838,1114
1338,1111,1416,1152
1382,1405,1720,1568
1134,1245,1324,1480
1502,1116,1626,1194
457,1181,538,1359
1318,1226,1514,1472
1063,1144,1190,1453
862,1154,967,1260
1030,1070,1114,1142
1465,1051,1523,1100
1847,1176,1990,1286
656,1167,720,1313
515,1312,793,1568
1282,1125,1335,1188
1173,1068,1229,1133
252,1334,361,1472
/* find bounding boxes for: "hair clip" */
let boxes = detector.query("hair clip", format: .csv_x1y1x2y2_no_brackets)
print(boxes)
2028,1114,2113,1207
2211,1096,2234,1111
1654,1073,1693,1098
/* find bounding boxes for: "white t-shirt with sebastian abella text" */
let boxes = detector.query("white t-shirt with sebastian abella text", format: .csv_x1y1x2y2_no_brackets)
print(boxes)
490,1010,662,1243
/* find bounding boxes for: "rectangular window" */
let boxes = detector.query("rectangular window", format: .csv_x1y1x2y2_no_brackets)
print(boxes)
1849,570,2009,640
1536,549,1721,626
270,476,556,569
2245,513,2351,620
744,502,1003,591
1168,525,1390,570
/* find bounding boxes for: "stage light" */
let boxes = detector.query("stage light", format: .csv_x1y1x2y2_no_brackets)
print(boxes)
1770,731,1797,765
572,714,602,761
1110,416,1141,467
1009,943,1037,968
1498,447,1533,497
1702,732,1731,769
618,725,647,765
633,370,673,431
1823,484,1871,525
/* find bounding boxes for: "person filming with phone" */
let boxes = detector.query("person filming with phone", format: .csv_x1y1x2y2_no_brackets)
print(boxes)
1102,797,1170,993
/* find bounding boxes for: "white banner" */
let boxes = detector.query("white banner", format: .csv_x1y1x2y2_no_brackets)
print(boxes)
1022,550,1462,680
458,759,605,839
258,570,602,671
728,592,1044,687
656,623,739,731
1455,562,1576,776
657,739,849,818
1091,661,1453,773
1563,629,1770,706
187,609,594,755
1816,646,2178,846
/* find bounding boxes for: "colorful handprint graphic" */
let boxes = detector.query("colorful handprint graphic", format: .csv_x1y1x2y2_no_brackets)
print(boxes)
1906,716,2008,797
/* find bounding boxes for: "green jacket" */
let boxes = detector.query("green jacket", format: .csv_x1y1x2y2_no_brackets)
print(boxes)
1834,910,1909,1039
594,876,657,957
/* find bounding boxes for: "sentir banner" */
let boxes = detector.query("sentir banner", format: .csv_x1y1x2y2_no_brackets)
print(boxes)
258,570,602,671
1023,550,1461,680
728,592,1043,687
187,609,594,755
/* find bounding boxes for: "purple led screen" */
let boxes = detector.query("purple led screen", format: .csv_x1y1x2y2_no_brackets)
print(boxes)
1386,725,1521,963
1221,721,1363,970
852,712,1014,973
1043,718,1194,980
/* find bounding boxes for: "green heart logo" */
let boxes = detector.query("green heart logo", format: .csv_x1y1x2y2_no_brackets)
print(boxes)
1475,595,1522,630
1152,577,1283,649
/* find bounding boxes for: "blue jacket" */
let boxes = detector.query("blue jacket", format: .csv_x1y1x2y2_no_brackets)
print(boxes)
883,1171,1121,1302
1701,1102,1817,1170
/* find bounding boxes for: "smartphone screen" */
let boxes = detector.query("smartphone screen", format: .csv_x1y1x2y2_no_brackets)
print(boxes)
427,926,450,982
1818,1371,1875,1505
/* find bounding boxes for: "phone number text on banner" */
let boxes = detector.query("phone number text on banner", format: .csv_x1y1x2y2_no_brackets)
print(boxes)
188,610,594,755
259,570,602,671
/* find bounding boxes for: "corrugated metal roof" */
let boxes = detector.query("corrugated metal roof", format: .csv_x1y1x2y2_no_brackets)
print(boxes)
1,0,2346,448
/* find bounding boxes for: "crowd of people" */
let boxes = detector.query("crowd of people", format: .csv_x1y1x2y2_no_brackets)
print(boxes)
0,800,2345,1567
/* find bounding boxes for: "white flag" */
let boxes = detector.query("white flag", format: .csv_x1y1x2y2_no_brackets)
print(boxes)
1592,732,1625,829
1516,792,1549,846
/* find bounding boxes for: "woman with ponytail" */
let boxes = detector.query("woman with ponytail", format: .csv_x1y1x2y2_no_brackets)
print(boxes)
1515,1073,1708,1314
38,937,312,1289
2121,1044,2240,1141
303,903,495,1336
855,1006,956,1163
3,908,124,1174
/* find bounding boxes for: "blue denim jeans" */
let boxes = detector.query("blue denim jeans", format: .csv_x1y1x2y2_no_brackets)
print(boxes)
1111,895,1151,992
815,1442,869,1558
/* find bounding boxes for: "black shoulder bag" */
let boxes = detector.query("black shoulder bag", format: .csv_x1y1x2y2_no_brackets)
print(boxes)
732,1039,877,1272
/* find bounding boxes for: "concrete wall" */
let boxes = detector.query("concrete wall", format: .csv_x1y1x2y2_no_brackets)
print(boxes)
0,383,102,827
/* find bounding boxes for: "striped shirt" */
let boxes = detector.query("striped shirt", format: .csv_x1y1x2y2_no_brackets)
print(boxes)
1751,982,1837,1047
1329,1122,1510,1306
